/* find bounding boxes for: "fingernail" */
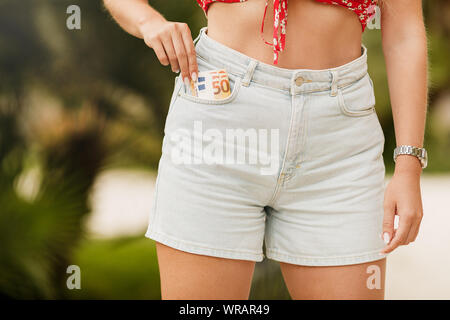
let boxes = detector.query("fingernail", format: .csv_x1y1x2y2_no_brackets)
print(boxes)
383,232,390,245
174,68,180,73
191,72,197,82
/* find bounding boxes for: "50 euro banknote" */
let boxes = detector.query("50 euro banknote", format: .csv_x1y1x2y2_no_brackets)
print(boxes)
186,69,231,100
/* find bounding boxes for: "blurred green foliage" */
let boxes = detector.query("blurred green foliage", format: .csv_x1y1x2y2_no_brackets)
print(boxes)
67,236,290,300
67,237,161,300
0,0,449,299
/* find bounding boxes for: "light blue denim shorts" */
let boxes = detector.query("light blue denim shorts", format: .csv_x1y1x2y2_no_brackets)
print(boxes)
145,26,387,266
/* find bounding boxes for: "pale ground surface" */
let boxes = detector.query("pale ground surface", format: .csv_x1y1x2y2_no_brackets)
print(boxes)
87,170,450,300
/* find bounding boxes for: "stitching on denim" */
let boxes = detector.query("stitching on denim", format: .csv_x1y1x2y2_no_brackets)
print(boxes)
266,249,387,262
297,93,311,165
266,93,297,206
147,230,263,257
337,74,376,117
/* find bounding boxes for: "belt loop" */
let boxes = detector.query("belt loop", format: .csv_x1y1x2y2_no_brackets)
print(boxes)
242,60,258,87
290,73,297,96
330,70,339,97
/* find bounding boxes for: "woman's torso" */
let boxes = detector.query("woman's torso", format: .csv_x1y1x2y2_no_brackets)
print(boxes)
204,0,369,69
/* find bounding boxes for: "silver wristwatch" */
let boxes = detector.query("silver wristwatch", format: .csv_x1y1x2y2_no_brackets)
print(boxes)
393,145,428,169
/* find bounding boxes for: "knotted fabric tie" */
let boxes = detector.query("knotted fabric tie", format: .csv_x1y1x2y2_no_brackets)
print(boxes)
260,0,288,65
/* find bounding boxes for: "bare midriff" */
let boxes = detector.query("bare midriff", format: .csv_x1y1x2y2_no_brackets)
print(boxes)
206,0,364,70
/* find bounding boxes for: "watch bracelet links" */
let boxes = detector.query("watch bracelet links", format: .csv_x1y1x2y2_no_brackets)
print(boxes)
393,145,427,168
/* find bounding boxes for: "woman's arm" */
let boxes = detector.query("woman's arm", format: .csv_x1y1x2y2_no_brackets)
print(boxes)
379,0,428,254
103,0,198,83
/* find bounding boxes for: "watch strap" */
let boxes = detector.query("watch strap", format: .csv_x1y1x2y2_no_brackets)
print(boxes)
393,145,427,169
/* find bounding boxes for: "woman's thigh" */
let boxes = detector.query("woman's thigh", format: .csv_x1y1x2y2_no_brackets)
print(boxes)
280,258,386,300
156,242,256,300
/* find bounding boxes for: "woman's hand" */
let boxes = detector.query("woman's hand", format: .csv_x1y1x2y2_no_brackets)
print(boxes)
103,0,198,81
381,155,424,254
139,18,198,84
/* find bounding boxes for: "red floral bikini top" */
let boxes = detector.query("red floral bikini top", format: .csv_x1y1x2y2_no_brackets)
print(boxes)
195,0,378,64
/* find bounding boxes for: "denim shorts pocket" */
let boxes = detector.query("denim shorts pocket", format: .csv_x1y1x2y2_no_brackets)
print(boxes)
178,72,242,105
337,73,376,117
177,54,243,105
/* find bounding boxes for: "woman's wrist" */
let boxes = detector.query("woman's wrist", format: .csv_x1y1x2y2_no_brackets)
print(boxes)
137,12,166,38
394,154,423,176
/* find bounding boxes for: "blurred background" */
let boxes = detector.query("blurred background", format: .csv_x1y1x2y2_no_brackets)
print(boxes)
0,0,449,299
